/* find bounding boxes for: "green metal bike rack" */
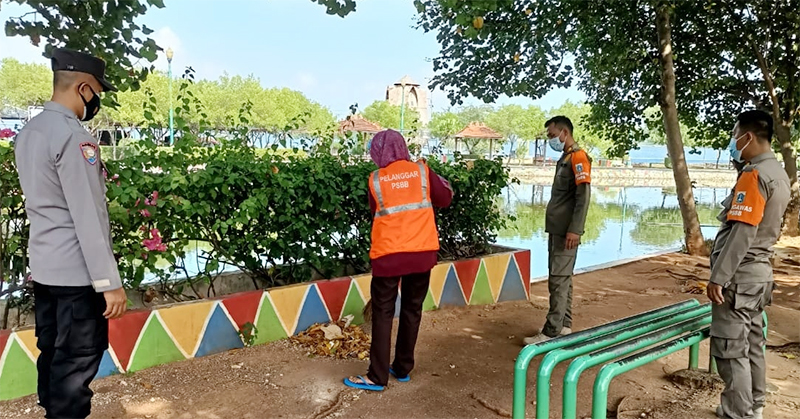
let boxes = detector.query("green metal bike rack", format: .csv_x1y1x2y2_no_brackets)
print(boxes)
591,329,710,419
533,304,711,418
561,314,712,419
511,299,699,419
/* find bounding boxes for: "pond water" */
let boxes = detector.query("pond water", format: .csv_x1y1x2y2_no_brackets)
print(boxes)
495,184,726,279
143,183,729,284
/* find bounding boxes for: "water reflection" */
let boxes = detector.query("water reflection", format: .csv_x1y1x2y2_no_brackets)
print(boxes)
495,184,725,278
147,185,728,284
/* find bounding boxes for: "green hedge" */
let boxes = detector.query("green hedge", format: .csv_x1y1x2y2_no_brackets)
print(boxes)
1,141,513,300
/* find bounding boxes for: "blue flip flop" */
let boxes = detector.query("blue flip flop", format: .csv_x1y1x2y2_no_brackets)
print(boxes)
343,375,385,391
389,368,410,382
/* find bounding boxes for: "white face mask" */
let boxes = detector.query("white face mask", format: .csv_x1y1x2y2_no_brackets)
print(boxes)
548,131,565,152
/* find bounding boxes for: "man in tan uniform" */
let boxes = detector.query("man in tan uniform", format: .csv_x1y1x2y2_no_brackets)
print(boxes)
524,116,591,345
708,110,790,419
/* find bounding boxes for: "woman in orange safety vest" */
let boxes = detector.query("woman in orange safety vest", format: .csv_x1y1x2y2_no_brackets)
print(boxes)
344,129,453,391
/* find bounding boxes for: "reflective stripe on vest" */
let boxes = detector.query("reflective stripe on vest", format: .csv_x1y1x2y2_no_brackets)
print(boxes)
371,161,431,218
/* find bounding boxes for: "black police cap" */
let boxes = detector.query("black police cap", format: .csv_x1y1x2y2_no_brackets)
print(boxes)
51,48,118,92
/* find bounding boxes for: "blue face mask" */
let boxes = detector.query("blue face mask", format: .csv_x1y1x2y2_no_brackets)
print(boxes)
728,134,751,163
548,132,565,153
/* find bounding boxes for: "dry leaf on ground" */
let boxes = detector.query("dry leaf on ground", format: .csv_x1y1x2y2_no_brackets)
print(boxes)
289,318,371,360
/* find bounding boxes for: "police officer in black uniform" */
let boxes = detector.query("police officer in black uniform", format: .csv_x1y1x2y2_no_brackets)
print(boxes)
14,48,127,419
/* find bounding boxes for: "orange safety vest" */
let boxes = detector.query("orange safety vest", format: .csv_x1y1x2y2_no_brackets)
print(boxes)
368,160,440,260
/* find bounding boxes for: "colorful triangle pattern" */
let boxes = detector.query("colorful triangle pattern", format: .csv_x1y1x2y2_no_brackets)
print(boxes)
95,350,119,379
0,337,37,401
470,261,495,305
269,285,309,336
340,281,366,324
254,293,289,345
221,290,264,330
428,263,450,306
454,259,480,303
0,249,532,402
316,278,351,321
514,251,531,297
439,265,466,307
0,330,10,364
127,313,186,372
498,256,528,302
109,309,150,371
14,329,38,360
195,304,244,357
422,289,437,312
294,285,332,334
158,301,214,357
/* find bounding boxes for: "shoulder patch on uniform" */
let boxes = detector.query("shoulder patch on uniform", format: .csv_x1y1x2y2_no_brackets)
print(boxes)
80,142,98,165
727,169,765,226
571,150,592,185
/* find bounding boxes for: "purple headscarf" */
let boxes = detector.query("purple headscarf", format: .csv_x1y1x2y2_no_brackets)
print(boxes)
369,129,410,168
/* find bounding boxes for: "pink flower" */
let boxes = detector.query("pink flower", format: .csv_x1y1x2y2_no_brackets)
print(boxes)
139,209,151,218
142,228,167,252
135,198,141,207
144,191,159,206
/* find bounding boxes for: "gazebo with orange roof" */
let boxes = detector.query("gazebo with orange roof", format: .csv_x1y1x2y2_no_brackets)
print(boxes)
453,122,504,158
338,114,382,135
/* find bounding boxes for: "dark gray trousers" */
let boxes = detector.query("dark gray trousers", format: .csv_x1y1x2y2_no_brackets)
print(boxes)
711,282,773,419
542,234,578,337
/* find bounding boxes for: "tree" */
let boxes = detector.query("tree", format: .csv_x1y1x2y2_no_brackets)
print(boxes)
429,110,462,147
0,58,51,108
665,0,800,235
362,100,421,137
485,104,543,158
414,0,709,255
548,101,611,157
3,0,164,97
644,106,695,147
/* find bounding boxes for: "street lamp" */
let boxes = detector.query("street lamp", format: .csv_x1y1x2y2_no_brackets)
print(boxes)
399,81,406,134
166,47,174,146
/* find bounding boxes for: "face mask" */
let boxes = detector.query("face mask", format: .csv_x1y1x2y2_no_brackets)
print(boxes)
728,133,751,163
548,132,565,153
79,84,101,122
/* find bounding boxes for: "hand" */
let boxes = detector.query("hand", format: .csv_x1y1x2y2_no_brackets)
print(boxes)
565,232,581,250
707,282,725,305
103,287,128,319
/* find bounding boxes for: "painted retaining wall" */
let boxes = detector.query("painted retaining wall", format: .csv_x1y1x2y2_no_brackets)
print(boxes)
0,248,530,401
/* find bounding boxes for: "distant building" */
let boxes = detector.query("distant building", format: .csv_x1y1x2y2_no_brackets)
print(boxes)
385,75,430,126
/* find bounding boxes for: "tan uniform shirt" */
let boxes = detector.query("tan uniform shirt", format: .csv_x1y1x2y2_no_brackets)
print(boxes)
545,145,592,236
710,152,790,285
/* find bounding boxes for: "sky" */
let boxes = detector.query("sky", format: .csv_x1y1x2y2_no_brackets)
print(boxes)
0,0,585,118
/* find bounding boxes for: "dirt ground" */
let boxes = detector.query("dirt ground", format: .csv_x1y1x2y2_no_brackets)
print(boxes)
1,242,799,419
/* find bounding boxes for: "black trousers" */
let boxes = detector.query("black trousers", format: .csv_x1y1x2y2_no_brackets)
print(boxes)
34,282,108,419
366,271,430,386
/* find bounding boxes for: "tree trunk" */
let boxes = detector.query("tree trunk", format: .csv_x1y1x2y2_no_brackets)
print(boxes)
749,32,799,235
776,124,800,235
656,4,707,256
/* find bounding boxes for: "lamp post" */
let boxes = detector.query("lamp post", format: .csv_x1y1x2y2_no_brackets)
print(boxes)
166,47,174,146
399,81,406,134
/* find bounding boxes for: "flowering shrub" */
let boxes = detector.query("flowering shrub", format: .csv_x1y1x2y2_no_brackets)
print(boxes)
0,128,16,139
0,70,515,315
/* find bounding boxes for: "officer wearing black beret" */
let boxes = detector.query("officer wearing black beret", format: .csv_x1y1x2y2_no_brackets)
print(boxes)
14,48,126,419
